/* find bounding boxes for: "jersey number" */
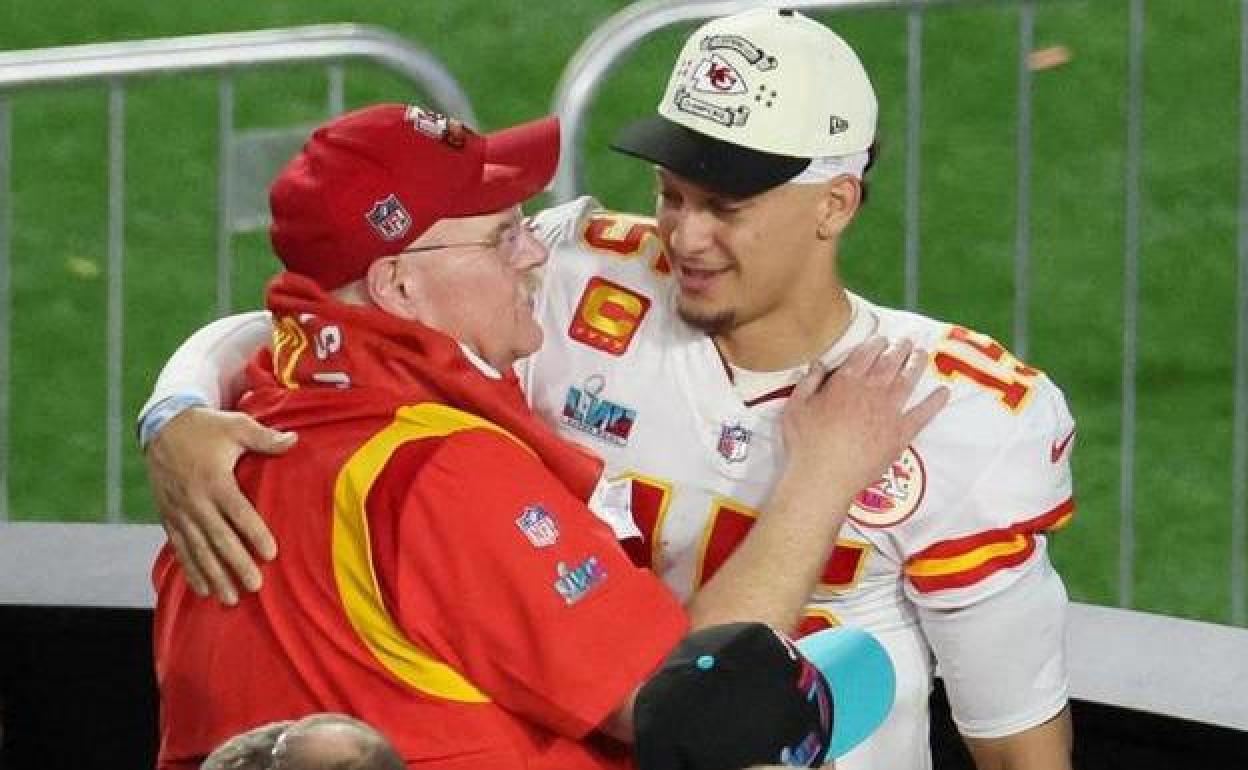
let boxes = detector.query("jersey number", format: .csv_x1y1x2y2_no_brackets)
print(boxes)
622,472,867,637
932,326,1039,411
582,214,672,275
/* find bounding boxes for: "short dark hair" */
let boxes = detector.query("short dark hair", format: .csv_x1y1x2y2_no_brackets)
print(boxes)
859,140,881,207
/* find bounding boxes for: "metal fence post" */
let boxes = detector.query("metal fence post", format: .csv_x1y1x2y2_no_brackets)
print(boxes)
1120,0,1146,609
1232,0,1248,626
1013,0,1035,359
105,80,126,523
0,97,10,522
216,74,235,317
904,7,923,312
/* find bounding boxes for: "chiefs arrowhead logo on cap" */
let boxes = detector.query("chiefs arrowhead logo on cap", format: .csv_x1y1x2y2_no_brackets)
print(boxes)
693,55,748,94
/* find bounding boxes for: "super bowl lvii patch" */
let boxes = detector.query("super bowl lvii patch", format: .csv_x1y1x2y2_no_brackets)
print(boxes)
554,556,607,605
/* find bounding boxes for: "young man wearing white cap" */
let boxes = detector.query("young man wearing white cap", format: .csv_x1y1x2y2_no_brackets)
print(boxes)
139,9,1075,770
597,11,1076,769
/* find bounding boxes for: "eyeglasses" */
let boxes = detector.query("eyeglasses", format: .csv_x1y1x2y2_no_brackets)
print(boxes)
400,218,539,264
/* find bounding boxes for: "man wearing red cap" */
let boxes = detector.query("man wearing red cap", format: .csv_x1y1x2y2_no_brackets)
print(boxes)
149,103,940,770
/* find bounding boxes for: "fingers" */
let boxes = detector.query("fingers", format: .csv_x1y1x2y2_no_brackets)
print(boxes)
234,413,298,456
221,483,278,563
781,333,951,504
146,407,283,605
898,344,929,390
902,385,951,441
838,336,916,383
838,336,888,377
163,521,211,598
866,338,915,382
189,471,269,594
161,485,268,605
886,344,946,444
222,415,282,564
173,503,243,606
831,336,920,389
792,361,826,401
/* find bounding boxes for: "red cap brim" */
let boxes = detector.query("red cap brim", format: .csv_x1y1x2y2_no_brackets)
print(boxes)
450,115,559,216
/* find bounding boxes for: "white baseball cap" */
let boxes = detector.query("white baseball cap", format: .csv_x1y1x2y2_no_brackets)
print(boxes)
612,8,878,197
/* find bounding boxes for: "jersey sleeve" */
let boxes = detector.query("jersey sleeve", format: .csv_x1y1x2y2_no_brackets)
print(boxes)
861,320,1077,741
375,427,689,738
918,556,1070,737
898,374,1077,610
139,310,272,417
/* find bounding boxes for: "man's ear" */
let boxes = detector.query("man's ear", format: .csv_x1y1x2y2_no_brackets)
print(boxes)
816,175,863,240
366,256,420,319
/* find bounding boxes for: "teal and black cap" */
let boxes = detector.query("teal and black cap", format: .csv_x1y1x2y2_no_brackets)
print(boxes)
633,622,894,769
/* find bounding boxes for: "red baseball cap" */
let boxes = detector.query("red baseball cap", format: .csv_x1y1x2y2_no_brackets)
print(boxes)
269,103,560,289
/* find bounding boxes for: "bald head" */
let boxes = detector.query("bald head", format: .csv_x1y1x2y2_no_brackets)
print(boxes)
271,714,403,770
200,714,402,770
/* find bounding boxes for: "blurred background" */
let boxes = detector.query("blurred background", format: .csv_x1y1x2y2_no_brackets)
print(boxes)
0,0,1244,629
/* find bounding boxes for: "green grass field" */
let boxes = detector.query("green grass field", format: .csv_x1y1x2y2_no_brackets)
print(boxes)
2,0,1244,625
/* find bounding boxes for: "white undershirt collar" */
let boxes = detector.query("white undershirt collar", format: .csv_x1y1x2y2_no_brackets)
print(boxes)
459,343,503,379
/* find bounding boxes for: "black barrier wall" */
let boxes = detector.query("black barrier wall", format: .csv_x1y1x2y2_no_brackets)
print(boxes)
1,607,157,770
1,606,1245,770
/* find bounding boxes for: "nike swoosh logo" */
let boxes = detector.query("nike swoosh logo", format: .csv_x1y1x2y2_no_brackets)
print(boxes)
1051,427,1077,463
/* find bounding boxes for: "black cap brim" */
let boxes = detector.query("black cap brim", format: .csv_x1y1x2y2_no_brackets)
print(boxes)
634,623,833,770
611,115,811,198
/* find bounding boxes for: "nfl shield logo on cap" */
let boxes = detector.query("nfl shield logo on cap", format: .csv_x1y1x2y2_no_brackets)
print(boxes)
366,194,413,242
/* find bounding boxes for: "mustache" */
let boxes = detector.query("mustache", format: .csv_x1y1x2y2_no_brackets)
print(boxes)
521,267,543,298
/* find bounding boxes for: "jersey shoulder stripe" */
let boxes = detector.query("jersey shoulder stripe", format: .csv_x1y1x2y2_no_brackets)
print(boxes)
902,498,1074,593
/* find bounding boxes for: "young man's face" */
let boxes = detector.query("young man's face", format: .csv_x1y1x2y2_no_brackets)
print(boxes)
653,169,840,338
398,206,547,371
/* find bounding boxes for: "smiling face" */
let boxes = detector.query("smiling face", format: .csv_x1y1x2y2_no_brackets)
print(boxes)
654,169,849,340
368,206,548,372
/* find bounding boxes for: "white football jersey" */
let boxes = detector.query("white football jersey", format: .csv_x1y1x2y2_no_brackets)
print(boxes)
520,199,1077,769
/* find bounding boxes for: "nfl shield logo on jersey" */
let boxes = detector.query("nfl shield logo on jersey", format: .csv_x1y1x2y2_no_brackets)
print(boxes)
717,422,752,463
516,505,559,548
366,194,413,241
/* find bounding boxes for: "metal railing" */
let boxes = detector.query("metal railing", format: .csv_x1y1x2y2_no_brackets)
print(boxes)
0,24,476,525
550,0,1248,627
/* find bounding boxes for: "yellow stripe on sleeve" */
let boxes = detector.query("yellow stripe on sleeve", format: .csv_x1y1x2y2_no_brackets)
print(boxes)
331,403,525,703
